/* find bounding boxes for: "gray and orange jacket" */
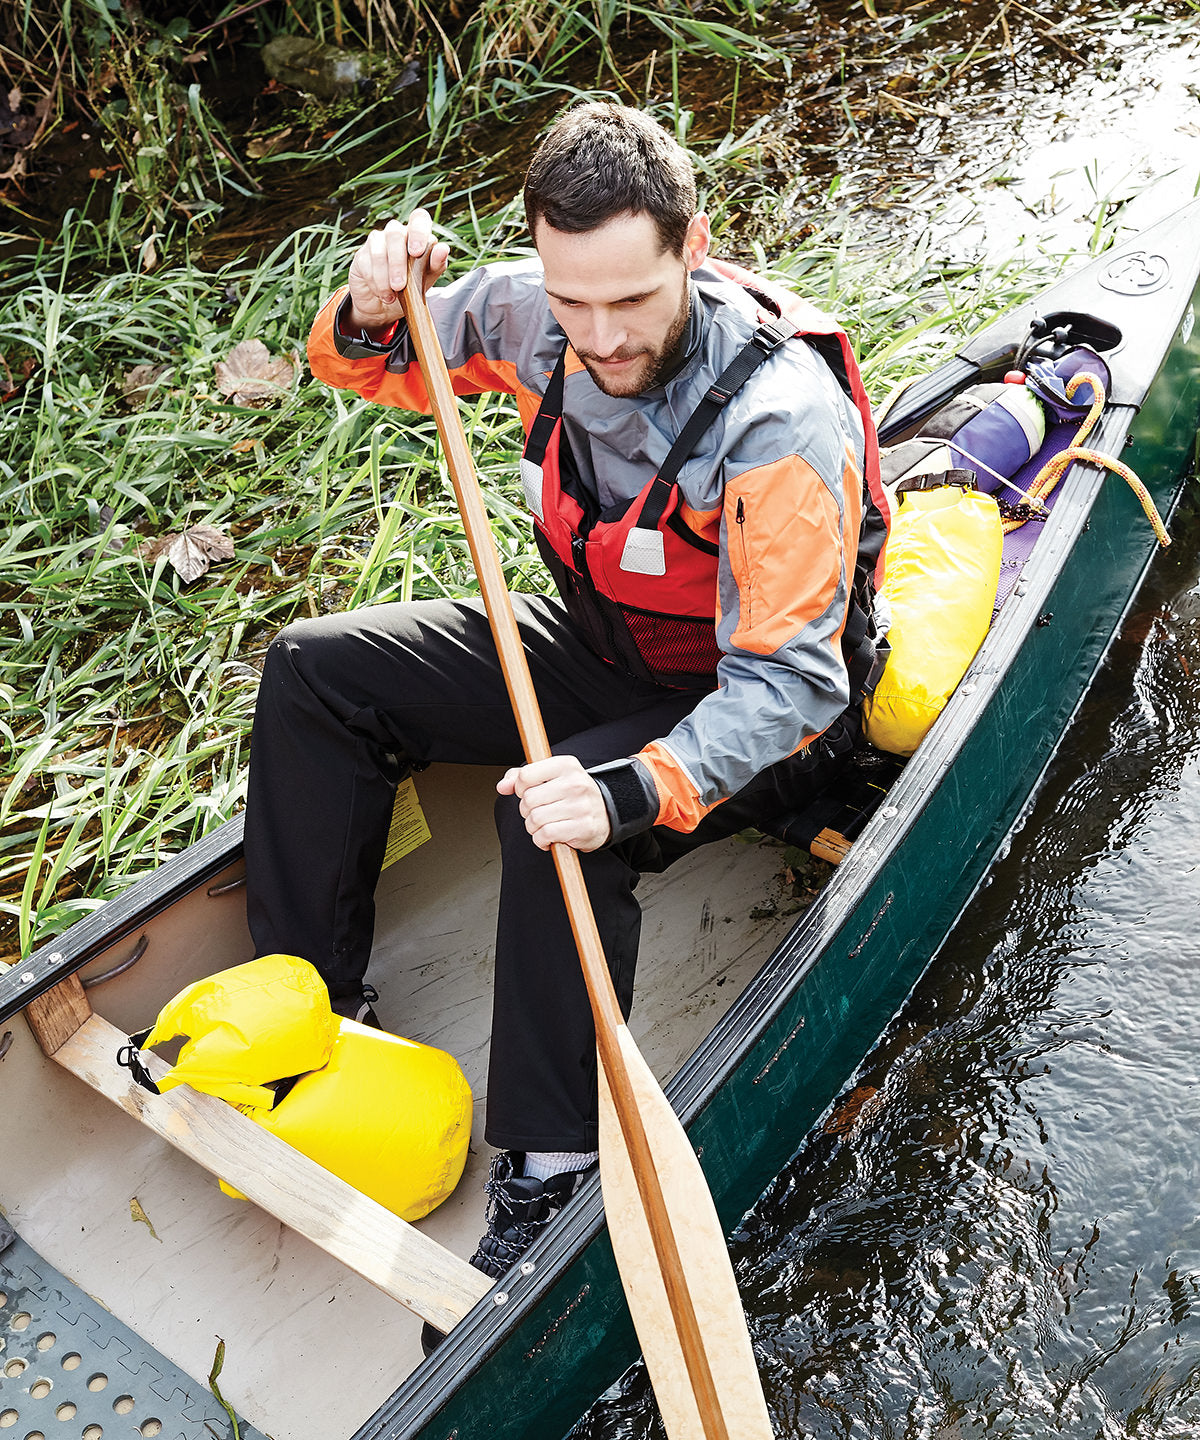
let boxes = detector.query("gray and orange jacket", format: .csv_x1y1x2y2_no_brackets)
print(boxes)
308,257,890,840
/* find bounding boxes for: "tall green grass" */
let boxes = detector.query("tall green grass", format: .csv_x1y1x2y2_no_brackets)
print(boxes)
4,0,1103,959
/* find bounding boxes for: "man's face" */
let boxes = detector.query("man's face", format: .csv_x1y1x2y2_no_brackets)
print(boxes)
535,211,711,397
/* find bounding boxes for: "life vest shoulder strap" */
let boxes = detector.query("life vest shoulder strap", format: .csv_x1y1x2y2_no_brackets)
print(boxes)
639,313,799,533
656,312,799,488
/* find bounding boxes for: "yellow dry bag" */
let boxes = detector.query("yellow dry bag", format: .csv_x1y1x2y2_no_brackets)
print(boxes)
139,953,338,1109
220,1020,472,1222
125,955,472,1222
863,486,1003,757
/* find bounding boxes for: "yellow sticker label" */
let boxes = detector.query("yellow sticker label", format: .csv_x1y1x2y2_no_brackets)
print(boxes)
381,776,431,869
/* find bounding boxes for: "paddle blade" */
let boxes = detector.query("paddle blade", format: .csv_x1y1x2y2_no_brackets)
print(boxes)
598,1025,773,1440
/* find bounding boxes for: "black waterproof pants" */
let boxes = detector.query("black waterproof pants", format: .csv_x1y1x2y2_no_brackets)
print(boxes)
243,593,856,1152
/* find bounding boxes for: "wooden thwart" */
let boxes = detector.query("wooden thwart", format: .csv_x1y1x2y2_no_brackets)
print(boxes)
810,827,852,865
23,977,490,1333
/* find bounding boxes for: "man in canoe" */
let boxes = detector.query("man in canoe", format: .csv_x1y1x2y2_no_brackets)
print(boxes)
243,102,889,1296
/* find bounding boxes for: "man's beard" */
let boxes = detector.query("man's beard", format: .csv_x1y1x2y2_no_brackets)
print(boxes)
577,280,691,398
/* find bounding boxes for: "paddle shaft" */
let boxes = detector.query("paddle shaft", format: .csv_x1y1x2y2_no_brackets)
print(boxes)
399,262,731,1440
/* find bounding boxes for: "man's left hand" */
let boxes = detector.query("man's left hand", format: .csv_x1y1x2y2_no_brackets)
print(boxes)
497,755,611,852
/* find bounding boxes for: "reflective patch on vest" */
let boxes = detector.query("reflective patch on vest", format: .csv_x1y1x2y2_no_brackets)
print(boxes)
620,526,667,576
520,458,545,520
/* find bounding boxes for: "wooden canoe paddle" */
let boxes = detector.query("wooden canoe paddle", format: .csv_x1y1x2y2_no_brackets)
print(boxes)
400,257,773,1440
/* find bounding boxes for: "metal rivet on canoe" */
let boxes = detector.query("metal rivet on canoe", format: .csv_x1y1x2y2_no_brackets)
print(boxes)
19,972,33,985
881,806,898,819
520,1262,535,1276
493,1292,509,1306
961,683,976,695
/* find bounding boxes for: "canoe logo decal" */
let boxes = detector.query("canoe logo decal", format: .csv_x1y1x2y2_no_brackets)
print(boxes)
1099,250,1170,296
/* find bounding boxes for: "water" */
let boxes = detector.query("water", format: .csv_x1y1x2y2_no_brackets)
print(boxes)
570,2,1200,1433
720,495,1200,1439
770,0,1200,259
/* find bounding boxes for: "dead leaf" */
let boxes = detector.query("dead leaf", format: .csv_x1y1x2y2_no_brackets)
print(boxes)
130,1195,161,1241
7,87,20,111
139,523,235,583
121,362,172,409
246,126,293,159
214,339,297,405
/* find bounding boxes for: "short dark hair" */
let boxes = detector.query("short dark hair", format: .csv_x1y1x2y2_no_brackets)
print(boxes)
523,103,697,256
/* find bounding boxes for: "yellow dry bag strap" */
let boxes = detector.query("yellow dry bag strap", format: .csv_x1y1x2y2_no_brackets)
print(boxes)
117,1028,160,1095
1004,372,1170,548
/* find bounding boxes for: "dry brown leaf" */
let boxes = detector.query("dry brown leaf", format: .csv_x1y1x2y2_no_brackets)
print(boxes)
121,362,172,409
214,339,297,405
246,127,293,159
139,523,235,584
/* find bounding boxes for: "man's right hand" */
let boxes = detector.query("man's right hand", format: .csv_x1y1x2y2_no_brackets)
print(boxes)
346,210,450,337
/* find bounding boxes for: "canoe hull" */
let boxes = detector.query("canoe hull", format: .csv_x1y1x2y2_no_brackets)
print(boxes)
361,205,1200,1440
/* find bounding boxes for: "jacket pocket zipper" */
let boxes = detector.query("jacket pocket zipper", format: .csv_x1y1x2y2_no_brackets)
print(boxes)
735,496,753,630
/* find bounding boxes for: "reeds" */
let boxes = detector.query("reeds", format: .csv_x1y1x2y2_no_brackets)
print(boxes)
0,0,1083,962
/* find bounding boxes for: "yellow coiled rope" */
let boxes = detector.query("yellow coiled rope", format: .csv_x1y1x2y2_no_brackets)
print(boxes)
1003,372,1170,548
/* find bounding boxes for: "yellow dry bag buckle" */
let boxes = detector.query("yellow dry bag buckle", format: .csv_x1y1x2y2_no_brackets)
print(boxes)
116,954,473,1221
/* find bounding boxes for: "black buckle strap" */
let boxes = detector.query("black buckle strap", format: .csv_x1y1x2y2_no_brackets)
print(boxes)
117,1027,160,1095
895,467,977,495
656,317,799,493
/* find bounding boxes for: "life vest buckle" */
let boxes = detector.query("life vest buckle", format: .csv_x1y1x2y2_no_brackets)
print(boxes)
750,314,799,353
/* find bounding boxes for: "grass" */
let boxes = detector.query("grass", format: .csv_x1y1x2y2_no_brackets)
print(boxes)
12,0,1165,962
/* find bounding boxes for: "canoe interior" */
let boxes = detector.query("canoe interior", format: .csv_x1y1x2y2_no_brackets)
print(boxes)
0,767,804,1440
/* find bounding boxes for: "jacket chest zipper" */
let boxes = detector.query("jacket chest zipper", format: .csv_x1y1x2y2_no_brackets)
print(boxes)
571,532,589,577
569,526,623,659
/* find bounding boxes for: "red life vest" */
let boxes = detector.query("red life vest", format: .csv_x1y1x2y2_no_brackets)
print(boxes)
522,309,888,691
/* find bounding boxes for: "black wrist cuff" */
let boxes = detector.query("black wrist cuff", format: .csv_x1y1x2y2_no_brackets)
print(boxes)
332,294,409,359
588,758,660,845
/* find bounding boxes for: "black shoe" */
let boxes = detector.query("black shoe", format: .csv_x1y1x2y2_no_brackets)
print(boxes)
420,1151,587,1357
329,984,382,1029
